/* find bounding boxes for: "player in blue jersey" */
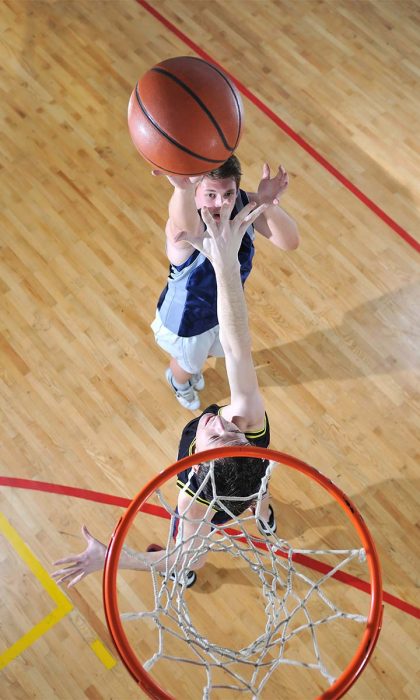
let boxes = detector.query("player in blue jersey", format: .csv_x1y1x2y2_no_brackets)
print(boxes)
152,155,300,410
53,199,277,589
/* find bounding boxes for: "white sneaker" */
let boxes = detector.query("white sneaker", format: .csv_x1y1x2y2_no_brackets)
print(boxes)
165,369,200,411
256,505,277,536
147,545,197,588
169,569,197,588
191,372,205,391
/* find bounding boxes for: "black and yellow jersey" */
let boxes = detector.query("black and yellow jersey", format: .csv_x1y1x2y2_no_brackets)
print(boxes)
176,404,270,522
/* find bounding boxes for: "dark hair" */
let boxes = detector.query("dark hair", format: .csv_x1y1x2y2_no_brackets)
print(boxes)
195,455,269,516
206,154,242,189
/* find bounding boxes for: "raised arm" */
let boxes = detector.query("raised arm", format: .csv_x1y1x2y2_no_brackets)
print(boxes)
52,505,211,588
247,163,299,250
174,202,267,431
152,170,204,265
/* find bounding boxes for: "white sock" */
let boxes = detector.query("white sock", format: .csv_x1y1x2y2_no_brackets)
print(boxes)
170,375,191,391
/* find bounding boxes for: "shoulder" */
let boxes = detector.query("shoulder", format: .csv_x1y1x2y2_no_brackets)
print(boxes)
220,400,266,436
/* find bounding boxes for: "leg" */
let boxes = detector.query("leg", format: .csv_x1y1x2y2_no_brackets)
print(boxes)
258,491,271,521
254,491,277,536
151,315,208,408
170,357,193,384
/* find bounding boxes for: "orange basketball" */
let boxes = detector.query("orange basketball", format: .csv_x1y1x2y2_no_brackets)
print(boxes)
127,56,244,176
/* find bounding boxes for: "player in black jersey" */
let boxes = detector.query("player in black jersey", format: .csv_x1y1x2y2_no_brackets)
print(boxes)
53,199,276,589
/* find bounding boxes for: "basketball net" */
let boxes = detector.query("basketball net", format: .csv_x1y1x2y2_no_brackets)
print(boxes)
104,447,383,700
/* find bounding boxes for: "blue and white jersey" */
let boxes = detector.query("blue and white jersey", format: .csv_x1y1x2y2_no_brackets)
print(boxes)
156,189,255,337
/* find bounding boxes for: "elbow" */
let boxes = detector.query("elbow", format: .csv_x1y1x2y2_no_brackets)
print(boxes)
277,230,300,251
283,224,300,251
286,234,300,251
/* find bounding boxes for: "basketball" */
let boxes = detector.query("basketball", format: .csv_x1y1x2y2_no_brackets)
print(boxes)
127,56,244,176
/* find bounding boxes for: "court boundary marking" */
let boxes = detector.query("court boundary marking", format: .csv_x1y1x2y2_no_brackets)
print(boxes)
0,511,116,670
135,0,419,254
1,475,419,621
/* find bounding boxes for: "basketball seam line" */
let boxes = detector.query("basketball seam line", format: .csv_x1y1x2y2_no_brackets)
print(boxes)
153,64,241,149
153,67,234,150
178,58,242,148
178,56,242,147
135,85,231,163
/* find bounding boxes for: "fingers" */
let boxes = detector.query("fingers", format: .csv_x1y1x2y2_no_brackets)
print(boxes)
262,162,270,179
233,201,257,226
82,525,93,540
151,169,164,177
173,227,210,254
278,165,288,184
67,572,86,588
53,567,84,588
53,555,81,566
201,206,217,231
243,202,268,224
236,203,268,239
52,568,76,581
218,201,232,224
52,565,80,581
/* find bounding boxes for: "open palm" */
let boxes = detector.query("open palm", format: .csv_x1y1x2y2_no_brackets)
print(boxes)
52,526,106,588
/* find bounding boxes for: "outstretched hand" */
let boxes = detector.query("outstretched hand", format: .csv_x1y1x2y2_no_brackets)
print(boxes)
173,200,268,269
52,526,107,588
151,170,202,190
257,163,289,205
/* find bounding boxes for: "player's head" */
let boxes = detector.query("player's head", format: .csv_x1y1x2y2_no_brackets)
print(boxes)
195,412,247,451
193,413,268,515
194,453,270,516
195,155,242,220
206,154,242,189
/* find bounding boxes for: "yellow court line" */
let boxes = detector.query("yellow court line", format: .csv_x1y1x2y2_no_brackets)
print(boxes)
0,512,116,670
0,511,73,669
0,511,73,607
90,638,117,669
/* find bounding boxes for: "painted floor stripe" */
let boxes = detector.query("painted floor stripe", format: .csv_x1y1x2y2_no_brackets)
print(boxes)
1,477,419,620
135,0,419,254
0,512,73,670
90,639,117,669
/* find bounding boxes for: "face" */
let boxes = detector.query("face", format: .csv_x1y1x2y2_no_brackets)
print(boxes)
195,413,249,454
195,176,237,220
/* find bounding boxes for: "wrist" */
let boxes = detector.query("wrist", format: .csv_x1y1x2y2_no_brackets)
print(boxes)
174,181,195,193
122,545,149,570
213,259,241,279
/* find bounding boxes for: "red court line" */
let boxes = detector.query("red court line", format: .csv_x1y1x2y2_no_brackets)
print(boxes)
136,0,420,254
1,475,419,620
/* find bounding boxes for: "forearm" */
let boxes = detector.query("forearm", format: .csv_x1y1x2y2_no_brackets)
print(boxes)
121,545,207,573
215,263,252,358
214,261,262,415
168,187,201,235
262,204,300,250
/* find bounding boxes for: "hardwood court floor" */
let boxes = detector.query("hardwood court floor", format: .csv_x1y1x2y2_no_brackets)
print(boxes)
0,1,419,698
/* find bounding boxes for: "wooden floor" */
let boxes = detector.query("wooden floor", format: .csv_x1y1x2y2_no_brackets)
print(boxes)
1,0,419,698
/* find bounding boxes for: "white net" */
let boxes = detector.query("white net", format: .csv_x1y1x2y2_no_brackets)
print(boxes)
119,460,371,698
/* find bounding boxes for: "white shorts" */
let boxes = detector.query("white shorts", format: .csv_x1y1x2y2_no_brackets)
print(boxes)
151,312,224,375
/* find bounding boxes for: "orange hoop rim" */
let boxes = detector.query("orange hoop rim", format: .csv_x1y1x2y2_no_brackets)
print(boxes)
103,446,383,700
